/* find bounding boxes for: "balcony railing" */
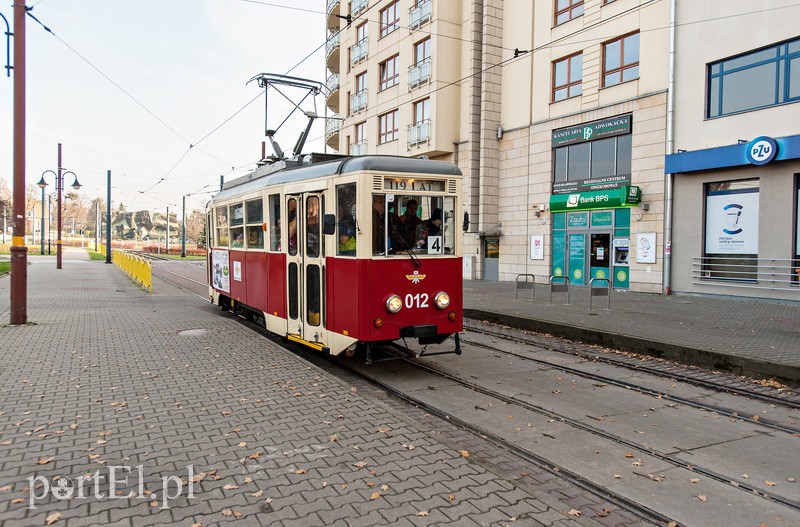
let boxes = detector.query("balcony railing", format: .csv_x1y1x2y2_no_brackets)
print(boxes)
350,38,368,66
325,32,340,60
350,140,367,156
350,89,368,113
327,73,340,94
407,119,431,147
326,116,342,139
326,0,340,17
409,0,432,29
408,57,432,88
692,256,800,292
351,0,368,16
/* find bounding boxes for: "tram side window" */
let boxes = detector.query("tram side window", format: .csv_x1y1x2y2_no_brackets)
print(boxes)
287,198,298,256
230,203,244,248
216,206,229,247
337,183,357,256
245,198,264,249
269,194,281,251
306,196,320,258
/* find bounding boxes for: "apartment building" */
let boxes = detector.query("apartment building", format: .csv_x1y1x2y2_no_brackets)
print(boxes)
325,0,800,300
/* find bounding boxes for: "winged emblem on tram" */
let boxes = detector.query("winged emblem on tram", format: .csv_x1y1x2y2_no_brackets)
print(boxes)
406,270,427,284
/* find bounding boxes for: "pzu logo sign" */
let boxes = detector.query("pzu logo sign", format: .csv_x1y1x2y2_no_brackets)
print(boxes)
746,136,778,166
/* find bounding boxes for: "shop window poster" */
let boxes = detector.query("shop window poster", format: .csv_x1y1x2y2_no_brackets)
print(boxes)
705,189,759,254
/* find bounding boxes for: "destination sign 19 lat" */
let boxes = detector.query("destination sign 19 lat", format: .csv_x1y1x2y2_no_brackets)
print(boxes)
384,178,445,192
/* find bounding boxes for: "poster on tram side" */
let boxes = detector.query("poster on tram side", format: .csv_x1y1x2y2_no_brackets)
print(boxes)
211,249,230,293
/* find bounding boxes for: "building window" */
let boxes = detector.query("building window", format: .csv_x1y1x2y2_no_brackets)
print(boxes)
413,98,430,124
379,110,399,144
379,54,399,90
380,1,400,38
553,52,583,101
352,71,368,113
408,98,430,146
703,180,760,281
409,0,432,29
554,0,583,26
351,22,369,65
414,38,431,65
603,32,639,87
708,37,800,118
351,121,367,155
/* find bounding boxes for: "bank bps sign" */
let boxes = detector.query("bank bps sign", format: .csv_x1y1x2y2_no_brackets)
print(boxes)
549,186,641,212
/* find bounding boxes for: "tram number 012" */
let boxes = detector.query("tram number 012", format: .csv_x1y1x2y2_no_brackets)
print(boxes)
405,293,429,309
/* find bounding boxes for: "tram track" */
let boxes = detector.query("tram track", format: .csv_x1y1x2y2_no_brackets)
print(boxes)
460,329,800,436
464,321,800,410
364,342,800,515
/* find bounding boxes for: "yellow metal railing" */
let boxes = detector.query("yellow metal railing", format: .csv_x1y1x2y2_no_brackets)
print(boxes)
112,249,152,294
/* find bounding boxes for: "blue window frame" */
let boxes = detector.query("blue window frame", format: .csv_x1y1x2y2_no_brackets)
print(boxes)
708,37,800,118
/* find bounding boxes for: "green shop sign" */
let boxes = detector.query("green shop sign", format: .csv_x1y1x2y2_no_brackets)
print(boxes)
549,186,641,212
551,114,632,148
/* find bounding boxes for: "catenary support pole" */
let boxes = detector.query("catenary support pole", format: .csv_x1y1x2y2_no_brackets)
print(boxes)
9,1,27,324
181,195,186,258
105,170,111,264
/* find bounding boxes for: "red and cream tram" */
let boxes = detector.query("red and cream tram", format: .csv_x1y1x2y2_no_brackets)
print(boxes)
207,154,463,363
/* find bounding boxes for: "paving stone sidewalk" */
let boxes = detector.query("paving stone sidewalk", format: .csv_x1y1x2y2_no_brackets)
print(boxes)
0,249,593,527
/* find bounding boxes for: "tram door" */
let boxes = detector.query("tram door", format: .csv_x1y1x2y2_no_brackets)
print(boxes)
285,193,325,343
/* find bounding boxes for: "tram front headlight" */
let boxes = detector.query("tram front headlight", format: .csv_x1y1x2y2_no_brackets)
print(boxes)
434,291,450,309
385,294,402,313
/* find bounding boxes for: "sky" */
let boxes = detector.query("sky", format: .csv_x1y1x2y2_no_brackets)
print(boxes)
0,0,327,214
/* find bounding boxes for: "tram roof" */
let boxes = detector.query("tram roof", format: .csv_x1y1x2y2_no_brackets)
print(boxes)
212,155,462,202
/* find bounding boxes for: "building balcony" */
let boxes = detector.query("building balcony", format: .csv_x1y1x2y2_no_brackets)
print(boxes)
408,57,432,89
350,89,368,114
326,73,340,113
349,139,367,156
326,0,340,27
407,119,431,148
326,32,340,72
326,116,341,150
409,0,432,30
351,0,368,17
350,38,368,67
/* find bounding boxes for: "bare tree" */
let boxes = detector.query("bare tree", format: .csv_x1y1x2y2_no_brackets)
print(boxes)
185,209,206,246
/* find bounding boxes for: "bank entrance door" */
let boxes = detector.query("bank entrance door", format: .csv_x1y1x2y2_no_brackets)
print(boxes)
590,233,611,283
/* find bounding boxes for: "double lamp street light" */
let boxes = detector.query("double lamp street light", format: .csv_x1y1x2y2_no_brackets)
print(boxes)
37,169,81,268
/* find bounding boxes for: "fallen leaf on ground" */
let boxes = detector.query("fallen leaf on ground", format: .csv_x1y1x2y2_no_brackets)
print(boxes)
330,434,338,442
251,490,264,497
295,469,307,475
697,495,707,502
37,457,54,465
568,509,582,516
624,452,634,458
416,511,429,517
238,442,247,447
369,491,381,500
765,480,777,486
689,478,700,484
377,428,391,433
458,450,470,458
11,498,24,505
223,484,239,490
353,461,367,468
46,513,62,525
243,477,253,484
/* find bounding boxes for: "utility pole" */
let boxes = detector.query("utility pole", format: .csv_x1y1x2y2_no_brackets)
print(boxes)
166,205,170,254
105,170,111,264
95,201,99,251
181,195,186,258
56,143,63,269
9,1,27,324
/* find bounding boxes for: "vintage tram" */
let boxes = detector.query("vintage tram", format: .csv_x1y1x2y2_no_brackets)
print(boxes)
207,154,463,363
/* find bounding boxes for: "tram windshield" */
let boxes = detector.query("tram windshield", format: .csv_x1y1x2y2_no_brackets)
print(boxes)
373,194,455,256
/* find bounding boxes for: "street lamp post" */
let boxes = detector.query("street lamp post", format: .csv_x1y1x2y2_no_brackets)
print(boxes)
37,171,56,255
57,169,81,269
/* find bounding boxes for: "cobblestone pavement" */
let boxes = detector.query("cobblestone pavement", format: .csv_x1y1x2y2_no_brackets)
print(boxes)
0,249,602,527
464,280,800,384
